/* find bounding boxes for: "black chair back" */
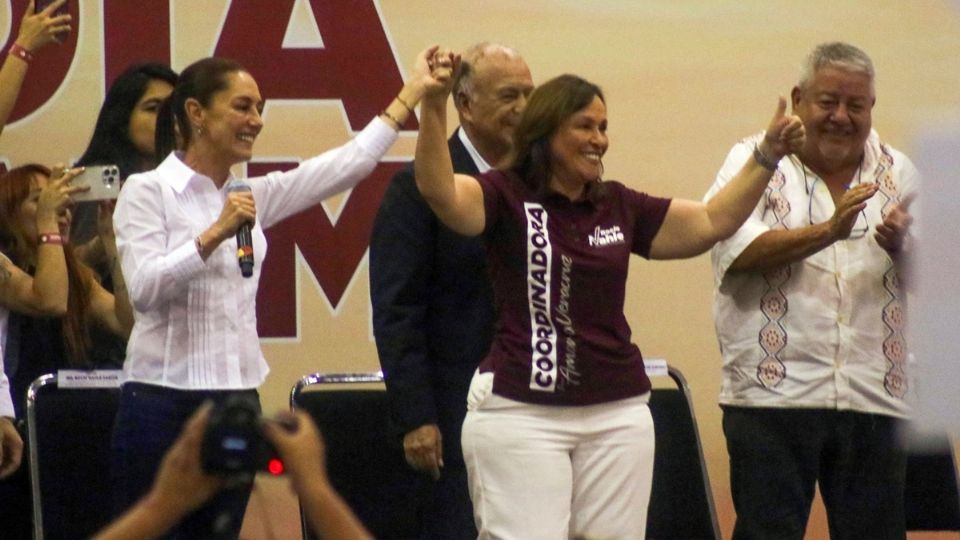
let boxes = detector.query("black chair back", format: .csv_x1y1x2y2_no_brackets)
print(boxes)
290,372,423,539
646,366,721,540
27,372,121,540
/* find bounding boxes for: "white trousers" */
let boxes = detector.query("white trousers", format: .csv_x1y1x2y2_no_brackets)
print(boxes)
462,372,655,540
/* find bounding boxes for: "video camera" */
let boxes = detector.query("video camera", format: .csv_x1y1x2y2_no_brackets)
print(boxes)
201,394,285,477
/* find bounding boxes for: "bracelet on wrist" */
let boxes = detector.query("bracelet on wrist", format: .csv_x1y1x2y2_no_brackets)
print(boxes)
39,233,64,246
396,95,414,114
9,43,34,64
753,143,779,172
381,109,403,130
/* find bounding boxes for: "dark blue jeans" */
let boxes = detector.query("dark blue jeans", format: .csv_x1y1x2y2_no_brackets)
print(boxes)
723,406,906,540
111,382,260,539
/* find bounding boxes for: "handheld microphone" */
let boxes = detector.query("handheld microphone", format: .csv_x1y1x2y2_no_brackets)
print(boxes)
227,179,254,278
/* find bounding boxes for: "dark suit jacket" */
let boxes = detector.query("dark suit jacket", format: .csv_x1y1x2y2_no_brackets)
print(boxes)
369,132,496,466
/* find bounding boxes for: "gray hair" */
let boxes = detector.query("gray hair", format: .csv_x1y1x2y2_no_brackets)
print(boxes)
453,42,522,99
798,42,874,90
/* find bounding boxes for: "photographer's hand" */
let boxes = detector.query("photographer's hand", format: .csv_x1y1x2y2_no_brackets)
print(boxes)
263,411,373,540
93,403,224,540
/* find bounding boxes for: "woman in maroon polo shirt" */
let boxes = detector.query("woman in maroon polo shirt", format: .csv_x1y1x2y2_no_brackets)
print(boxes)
413,53,805,539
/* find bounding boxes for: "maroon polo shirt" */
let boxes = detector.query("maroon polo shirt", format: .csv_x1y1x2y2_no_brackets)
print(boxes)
477,170,671,406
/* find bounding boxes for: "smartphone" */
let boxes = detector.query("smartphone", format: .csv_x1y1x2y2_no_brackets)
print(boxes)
35,0,68,16
72,165,121,202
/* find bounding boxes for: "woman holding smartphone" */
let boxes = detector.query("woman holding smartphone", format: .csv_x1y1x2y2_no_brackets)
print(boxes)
0,164,133,536
111,48,443,538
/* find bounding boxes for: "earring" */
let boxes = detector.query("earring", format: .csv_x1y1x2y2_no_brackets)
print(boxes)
195,124,204,136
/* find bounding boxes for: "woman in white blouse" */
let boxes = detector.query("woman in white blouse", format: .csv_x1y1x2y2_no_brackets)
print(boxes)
111,49,443,538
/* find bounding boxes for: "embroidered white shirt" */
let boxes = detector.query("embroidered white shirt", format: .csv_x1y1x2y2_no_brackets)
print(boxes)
115,117,396,390
704,130,919,418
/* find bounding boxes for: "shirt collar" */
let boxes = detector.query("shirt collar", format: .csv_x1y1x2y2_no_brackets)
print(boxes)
861,129,883,172
158,151,233,194
543,179,603,207
457,127,493,173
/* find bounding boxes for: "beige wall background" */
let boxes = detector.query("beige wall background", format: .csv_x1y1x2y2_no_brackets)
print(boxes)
2,1,958,537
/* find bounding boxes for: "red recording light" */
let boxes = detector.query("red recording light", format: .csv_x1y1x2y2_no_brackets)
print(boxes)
267,458,285,475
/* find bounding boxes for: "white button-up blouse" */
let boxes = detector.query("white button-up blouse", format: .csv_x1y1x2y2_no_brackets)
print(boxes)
114,117,396,390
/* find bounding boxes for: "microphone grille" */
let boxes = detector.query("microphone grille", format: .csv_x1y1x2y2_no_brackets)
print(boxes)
226,178,252,193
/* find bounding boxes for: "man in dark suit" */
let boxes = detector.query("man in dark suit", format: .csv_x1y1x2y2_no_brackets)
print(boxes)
370,42,533,539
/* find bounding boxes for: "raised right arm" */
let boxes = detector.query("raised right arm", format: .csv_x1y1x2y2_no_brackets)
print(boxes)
0,167,83,316
0,0,72,136
413,54,485,237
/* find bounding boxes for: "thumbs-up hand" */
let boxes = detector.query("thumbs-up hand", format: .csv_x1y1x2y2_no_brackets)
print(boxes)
761,96,805,161
875,192,916,254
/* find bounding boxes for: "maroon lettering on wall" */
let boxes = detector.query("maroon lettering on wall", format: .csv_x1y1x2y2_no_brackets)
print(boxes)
212,0,417,131
249,161,403,338
103,0,171,87
2,0,78,123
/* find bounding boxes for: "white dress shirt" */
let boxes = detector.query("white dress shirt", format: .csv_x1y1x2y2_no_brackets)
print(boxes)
705,130,919,419
115,117,397,390
457,127,493,173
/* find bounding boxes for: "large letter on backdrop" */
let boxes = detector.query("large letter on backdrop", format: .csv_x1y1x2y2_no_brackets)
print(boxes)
217,1,413,337
214,0,413,131
103,0,171,87
248,161,404,338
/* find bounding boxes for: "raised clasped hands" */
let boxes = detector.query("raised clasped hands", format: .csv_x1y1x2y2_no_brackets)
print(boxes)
18,0,72,50
421,47,460,100
760,96,806,161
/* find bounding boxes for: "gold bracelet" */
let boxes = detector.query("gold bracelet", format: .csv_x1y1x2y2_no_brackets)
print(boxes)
381,109,403,129
396,95,414,113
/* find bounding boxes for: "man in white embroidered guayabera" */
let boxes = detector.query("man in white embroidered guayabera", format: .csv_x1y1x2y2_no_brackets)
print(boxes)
705,42,919,540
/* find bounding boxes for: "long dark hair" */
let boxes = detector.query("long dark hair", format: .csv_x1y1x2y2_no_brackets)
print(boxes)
0,165,96,367
155,57,246,161
76,63,178,178
509,74,605,195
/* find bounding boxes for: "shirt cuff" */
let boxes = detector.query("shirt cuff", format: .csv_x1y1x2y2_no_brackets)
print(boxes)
355,117,399,160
